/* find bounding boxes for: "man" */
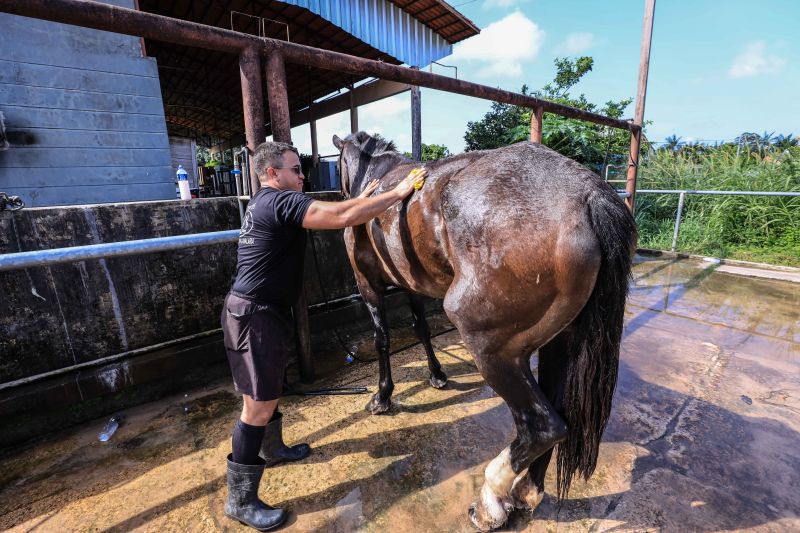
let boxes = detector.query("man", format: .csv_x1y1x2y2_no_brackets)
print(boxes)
221,140,426,531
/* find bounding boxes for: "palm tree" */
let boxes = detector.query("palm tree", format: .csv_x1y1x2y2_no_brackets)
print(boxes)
759,131,776,147
664,134,684,152
774,134,798,150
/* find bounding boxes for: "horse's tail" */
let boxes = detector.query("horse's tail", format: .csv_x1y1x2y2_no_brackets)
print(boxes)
555,187,637,500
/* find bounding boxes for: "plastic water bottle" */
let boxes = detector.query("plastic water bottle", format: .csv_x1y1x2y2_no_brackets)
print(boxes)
177,165,191,200
98,415,123,442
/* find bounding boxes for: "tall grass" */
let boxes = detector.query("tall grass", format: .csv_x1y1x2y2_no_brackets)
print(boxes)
632,146,800,266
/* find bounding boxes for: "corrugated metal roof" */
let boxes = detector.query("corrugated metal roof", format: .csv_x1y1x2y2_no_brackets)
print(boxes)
281,0,461,67
387,0,480,44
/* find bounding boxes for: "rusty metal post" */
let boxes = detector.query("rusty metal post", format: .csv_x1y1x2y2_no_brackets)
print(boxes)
349,89,359,133
239,47,265,195
266,52,292,144
530,106,544,143
411,67,422,161
625,0,656,212
265,51,314,383
310,118,319,166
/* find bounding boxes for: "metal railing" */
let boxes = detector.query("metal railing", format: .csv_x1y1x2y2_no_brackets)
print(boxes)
0,230,240,272
633,189,800,252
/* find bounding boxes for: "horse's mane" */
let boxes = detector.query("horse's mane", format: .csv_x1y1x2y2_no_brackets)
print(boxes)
344,131,399,157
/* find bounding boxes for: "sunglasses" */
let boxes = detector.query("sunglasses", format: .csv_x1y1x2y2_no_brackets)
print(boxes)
274,165,303,175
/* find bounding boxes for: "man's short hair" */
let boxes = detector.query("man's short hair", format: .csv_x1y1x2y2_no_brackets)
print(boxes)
251,142,299,178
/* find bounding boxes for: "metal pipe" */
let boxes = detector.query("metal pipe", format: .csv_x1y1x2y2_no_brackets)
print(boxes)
636,190,800,196
0,230,239,272
273,39,638,132
411,73,422,161
349,89,359,134
530,106,544,143
625,0,656,211
0,0,258,53
239,46,265,196
0,0,638,134
671,191,686,252
263,53,314,384
266,52,291,143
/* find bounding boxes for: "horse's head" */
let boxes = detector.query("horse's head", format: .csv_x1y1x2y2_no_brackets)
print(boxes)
332,131,402,198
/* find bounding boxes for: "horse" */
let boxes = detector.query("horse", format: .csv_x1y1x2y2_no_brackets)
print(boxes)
332,131,637,531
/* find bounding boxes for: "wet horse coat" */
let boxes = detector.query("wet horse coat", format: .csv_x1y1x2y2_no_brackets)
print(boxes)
333,132,636,531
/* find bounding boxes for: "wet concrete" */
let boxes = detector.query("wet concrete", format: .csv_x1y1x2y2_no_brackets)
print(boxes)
0,256,798,532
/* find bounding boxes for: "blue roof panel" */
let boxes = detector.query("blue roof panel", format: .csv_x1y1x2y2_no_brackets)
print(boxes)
281,0,453,67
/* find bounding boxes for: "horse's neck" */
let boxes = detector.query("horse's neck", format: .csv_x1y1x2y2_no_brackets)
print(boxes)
353,152,410,195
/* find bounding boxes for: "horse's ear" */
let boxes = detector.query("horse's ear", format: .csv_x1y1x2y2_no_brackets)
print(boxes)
332,134,343,151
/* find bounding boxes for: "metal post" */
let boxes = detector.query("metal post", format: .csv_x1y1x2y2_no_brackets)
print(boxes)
530,106,544,143
411,68,422,161
310,118,319,167
266,51,314,384
349,89,359,133
625,0,656,212
671,191,685,252
266,52,291,143
239,46,265,195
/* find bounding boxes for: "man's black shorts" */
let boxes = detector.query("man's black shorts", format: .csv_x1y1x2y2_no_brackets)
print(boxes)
221,291,293,401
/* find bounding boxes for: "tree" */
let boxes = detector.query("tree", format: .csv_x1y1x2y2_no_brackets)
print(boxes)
462,57,634,172
403,143,452,161
664,135,684,152
775,134,798,150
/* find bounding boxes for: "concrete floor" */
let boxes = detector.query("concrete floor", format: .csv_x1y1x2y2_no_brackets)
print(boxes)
1,256,798,532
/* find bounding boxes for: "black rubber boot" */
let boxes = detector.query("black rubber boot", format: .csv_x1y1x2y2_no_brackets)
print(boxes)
259,411,311,467
224,454,287,531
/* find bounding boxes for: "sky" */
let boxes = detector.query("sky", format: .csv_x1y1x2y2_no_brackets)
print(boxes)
287,0,799,157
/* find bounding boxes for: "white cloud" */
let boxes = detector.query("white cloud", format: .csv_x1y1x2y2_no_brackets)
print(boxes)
360,93,409,119
450,11,544,78
482,0,528,8
728,41,786,79
557,32,595,55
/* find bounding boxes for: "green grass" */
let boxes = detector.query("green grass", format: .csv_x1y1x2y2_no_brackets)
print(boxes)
632,147,800,267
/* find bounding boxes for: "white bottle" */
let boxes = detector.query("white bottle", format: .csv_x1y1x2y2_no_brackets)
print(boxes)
177,165,191,200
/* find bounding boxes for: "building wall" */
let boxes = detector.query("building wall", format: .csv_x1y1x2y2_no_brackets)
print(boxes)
0,0,174,207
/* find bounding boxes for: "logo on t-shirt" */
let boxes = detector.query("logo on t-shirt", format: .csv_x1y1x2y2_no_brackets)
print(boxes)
239,210,255,245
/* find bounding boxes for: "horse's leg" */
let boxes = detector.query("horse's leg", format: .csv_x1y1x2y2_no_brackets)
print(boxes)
362,290,394,414
467,347,567,531
407,293,448,389
510,332,569,513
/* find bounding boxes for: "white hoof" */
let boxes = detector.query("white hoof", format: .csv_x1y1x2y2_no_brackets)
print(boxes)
468,484,513,531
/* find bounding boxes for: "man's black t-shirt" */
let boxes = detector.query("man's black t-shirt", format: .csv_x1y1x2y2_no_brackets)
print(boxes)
230,186,314,307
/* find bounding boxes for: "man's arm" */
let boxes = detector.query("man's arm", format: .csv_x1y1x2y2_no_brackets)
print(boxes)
301,169,426,230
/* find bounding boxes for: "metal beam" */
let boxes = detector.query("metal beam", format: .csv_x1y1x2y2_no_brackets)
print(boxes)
0,231,240,272
266,52,291,143
0,0,639,133
239,46,266,194
625,0,656,211
288,80,411,129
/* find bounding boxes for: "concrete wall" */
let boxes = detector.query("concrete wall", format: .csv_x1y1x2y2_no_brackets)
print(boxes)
0,194,414,447
0,198,241,384
0,0,174,207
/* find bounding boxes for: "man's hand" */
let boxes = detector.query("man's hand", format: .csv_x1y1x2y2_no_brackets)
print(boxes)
393,167,428,198
302,167,428,230
358,179,380,199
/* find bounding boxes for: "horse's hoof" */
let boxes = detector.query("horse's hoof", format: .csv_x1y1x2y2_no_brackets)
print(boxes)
468,487,513,531
365,395,391,415
429,373,448,389
510,475,544,512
